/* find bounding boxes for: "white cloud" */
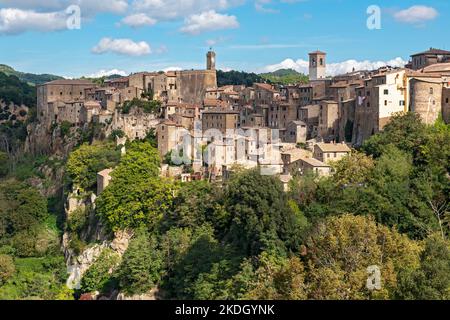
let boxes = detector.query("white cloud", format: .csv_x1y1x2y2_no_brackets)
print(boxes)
162,66,182,72
0,0,129,34
180,10,239,35
87,69,128,78
255,0,304,13
261,57,407,76
0,8,68,34
131,0,243,21
92,37,151,56
0,0,129,15
120,13,156,27
393,5,438,24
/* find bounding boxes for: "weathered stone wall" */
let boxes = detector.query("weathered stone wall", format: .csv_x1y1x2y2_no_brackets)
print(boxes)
442,87,450,124
410,79,443,125
178,70,217,104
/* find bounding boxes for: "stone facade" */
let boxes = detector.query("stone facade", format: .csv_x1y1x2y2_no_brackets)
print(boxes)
409,77,443,125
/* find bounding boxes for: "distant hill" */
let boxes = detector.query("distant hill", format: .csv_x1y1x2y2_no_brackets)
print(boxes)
217,70,267,87
217,69,309,87
0,72,36,108
260,69,309,85
0,64,63,86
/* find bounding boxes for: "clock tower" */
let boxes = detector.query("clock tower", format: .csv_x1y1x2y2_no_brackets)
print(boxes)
207,50,216,71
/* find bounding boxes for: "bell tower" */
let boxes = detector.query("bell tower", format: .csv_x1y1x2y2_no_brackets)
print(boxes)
207,49,216,71
309,50,326,81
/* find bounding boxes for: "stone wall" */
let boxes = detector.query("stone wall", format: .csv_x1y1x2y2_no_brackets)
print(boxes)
410,79,443,125
178,70,217,104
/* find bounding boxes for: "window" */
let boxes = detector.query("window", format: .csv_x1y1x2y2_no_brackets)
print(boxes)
430,88,434,94
446,98,449,104
400,100,405,106
384,89,389,95
384,100,388,106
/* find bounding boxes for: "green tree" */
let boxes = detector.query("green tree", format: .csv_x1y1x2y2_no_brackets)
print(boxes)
223,169,307,256
117,229,163,296
305,214,422,300
396,234,450,300
81,249,120,293
0,254,15,285
66,142,120,191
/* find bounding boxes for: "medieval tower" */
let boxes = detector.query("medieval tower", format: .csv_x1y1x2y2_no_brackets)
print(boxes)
207,50,216,71
309,50,327,80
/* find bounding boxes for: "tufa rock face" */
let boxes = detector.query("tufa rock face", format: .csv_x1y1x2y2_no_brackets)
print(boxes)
64,230,133,290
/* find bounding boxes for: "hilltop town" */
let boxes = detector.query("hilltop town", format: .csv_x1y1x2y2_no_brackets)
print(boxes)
34,48,450,188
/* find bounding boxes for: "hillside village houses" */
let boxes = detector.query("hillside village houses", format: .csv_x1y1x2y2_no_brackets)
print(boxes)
37,48,450,186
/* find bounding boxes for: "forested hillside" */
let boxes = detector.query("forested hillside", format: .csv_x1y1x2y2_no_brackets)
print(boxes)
260,69,309,85
50,112,449,300
217,70,266,87
0,65,63,86
0,72,36,108
217,69,309,87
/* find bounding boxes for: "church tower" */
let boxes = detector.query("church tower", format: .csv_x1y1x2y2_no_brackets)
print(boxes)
309,50,326,80
207,50,216,71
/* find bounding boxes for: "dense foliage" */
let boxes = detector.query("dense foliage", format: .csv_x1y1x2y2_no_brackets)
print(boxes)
66,142,121,192
0,180,70,299
121,98,161,114
260,69,309,85
0,72,36,107
86,113,449,300
0,64,63,86
217,70,266,87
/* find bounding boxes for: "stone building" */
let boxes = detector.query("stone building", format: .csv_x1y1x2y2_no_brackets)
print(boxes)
353,69,408,145
284,121,307,144
37,79,94,127
97,168,113,195
309,51,327,81
202,109,240,134
299,104,320,138
443,87,450,124
409,76,443,125
318,100,339,141
298,157,331,177
156,120,186,158
313,142,351,164
409,48,450,70
112,108,159,140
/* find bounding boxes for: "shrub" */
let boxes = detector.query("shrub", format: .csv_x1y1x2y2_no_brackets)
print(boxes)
81,249,121,293
0,254,15,285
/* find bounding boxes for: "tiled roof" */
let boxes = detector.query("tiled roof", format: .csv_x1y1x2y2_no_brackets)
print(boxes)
316,143,351,153
411,48,450,57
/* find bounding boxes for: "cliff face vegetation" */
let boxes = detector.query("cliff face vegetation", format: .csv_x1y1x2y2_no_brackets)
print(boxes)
0,109,449,300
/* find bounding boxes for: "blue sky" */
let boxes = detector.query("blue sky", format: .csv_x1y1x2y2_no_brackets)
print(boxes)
0,0,449,78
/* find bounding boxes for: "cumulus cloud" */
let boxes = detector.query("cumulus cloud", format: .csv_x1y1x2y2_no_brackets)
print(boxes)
255,0,305,13
92,37,151,56
261,57,407,76
0,0,129,34
0,0,129,15
393,5,438,24
87,69,128,78
0,8,68,34
131,0,242,21
162,66,183,72
180,10,239,35
120,13,156,28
